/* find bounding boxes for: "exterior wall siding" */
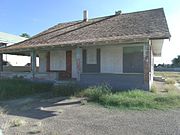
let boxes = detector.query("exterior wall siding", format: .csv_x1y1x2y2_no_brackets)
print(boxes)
79,73,148,90
79,43,151,90
143,43,151,90
0,71,58,80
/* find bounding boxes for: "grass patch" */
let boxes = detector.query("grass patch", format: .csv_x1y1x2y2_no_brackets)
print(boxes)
0,106,8,115
80,85,111,101
165,78,176,84
81,86,180,110
155,71,180,83
150,85,157,93
52,82,81,97
0,78,53,100
10,118,26,127
164,84,178,92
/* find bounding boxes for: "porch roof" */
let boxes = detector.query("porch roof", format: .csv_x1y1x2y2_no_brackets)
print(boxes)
0,8,171,54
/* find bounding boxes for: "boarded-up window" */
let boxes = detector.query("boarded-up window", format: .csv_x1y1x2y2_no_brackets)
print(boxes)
82,48,100,73
123,46,143,73
50,50,66,70
100,46,123,73
86,48,97,64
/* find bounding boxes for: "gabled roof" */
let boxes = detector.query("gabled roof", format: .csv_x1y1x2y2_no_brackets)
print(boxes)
0,8,171,53
0,32,27,44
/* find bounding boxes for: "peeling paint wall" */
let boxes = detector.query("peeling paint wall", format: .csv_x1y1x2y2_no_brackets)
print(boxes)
72,49,78,79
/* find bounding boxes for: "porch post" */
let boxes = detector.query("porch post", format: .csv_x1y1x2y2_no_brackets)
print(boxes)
46,51,50,72
76,47,82,81
143,43,150,90
31,50,36,79
0,53,3,72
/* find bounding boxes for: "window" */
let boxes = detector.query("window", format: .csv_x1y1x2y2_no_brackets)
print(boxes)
86,48,97,64
123,46,143,73
82,48,100,73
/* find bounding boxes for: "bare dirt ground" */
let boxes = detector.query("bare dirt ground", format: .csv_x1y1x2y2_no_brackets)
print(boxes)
0,95,180,135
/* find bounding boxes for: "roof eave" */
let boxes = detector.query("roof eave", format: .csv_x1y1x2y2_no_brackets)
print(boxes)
0,37,149,54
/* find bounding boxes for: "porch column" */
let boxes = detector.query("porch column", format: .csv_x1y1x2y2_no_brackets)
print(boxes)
0,53,3,71
76,47,82,81
31,50,36,78
143,43,150,90
46,51,50,72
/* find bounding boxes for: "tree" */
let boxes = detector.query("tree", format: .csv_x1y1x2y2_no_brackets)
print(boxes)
20,33,30,38
172,55,180,67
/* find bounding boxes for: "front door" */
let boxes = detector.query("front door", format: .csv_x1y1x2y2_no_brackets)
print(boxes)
65,50,72,79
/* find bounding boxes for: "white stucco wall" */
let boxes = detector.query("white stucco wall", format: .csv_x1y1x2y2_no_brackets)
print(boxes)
39,52,47,72
100,46,123,73
50,50,66,71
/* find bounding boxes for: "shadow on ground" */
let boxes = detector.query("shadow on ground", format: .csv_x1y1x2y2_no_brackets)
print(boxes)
0,95,82,120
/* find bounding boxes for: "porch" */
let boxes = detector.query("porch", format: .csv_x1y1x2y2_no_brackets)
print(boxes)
0,42,152,90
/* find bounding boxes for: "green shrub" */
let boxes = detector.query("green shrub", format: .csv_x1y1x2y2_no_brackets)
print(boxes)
80,86,180,110
81,85,111,101
165,78,176,84
99,90,158,109
52,82,81,97
150,85,157,93
0,78,53,100
164,84,177,92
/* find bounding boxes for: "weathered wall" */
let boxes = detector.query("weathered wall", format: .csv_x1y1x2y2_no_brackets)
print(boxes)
150,46,154,86
143,43,151,90
72,49,78,79
3,66,32,72
79,73,148,90
0,71,58,80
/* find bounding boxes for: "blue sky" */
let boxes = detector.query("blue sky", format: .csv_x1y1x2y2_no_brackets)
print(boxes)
0,0,180,64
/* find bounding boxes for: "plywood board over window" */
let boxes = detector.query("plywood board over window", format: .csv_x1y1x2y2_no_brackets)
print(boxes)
50,50,66,71
86,48,97,64
123,46,144,73
82,48,100,73
100,46,123,74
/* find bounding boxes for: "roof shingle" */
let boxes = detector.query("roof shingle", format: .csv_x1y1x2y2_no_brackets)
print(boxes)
1,8,171,52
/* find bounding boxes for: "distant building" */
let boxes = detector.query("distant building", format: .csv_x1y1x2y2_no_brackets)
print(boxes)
0,32,29,66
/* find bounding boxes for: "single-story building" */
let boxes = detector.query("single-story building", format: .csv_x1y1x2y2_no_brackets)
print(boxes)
0,8,170,90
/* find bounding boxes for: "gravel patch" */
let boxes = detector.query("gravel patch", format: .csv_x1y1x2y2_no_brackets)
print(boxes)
0,97,180,135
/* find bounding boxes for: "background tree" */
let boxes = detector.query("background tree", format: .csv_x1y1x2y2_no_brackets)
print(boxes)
20,33,30,38
172,55,180,67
